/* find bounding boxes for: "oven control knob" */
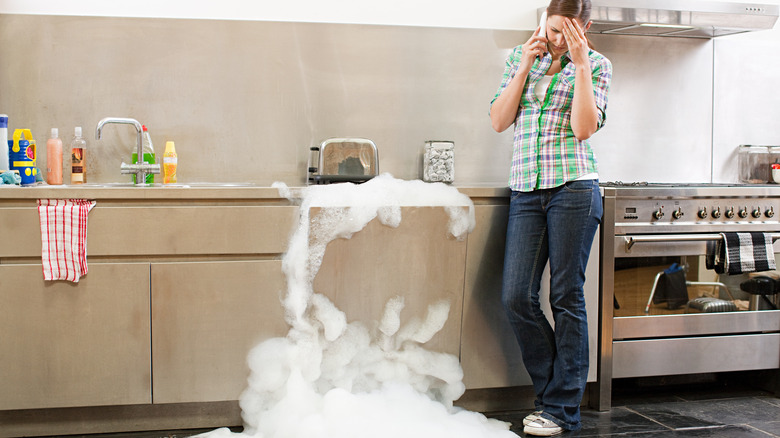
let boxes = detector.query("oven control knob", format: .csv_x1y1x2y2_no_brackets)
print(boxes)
672,208,684,219
767,207,775,218
653,208,664,220
752,208,762,219
698,208,708,219
725,207,735,219
738,207,748,219
711,207,721,219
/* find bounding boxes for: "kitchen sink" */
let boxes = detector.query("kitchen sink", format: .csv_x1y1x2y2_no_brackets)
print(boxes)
58,182,256,188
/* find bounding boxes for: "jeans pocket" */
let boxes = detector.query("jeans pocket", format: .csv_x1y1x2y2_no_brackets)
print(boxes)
563,179,597,193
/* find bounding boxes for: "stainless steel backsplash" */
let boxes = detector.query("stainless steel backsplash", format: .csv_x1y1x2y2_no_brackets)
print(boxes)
0,14,774,185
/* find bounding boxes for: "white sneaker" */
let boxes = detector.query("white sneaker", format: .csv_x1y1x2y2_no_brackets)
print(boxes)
522,410,543,426
523,417,563,436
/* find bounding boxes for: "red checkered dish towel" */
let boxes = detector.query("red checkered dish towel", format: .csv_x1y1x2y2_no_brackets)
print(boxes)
37,199,97,282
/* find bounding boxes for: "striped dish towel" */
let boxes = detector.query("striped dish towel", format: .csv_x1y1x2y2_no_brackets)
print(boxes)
37,199,97,282
713,232,776,275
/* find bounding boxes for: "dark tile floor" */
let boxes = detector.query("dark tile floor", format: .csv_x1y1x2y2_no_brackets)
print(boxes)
51,372,780,438
488,372,780,437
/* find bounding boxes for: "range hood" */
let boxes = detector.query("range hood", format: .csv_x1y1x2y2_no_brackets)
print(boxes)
540,0,779,38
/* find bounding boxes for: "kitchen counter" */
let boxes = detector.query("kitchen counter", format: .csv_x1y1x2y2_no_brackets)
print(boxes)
0,182,510,200
0,181,554,437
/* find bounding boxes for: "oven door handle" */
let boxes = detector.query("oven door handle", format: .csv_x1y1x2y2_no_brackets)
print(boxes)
625,233,780,250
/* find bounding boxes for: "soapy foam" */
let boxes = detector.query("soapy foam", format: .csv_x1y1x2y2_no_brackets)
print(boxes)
197,174,516,438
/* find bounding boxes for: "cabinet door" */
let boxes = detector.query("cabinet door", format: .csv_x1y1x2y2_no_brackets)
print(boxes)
151,261,288,404
312,207,468,356
460,205,600,389
0,263,151,410
460,205,526,389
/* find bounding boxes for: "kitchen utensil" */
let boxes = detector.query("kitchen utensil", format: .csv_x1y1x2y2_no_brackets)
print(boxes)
308,138,378,185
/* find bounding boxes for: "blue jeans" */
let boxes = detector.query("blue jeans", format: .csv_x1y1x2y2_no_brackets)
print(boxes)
501,179,602,431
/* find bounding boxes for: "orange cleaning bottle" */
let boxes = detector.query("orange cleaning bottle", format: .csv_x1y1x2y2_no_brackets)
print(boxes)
163,140,177,184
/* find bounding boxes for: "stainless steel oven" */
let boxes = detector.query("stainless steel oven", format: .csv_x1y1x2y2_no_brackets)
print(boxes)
593,183,780,410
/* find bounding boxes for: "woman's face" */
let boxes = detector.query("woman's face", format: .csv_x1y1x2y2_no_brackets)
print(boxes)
545,15,589,57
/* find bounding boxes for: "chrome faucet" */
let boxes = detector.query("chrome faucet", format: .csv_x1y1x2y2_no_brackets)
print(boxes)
95,117,160,185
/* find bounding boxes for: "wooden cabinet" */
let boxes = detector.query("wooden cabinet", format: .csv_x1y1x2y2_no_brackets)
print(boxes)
150,261,288,403
150,207,469,404
0,263,151,410
3,186,569,435
0,196,298,412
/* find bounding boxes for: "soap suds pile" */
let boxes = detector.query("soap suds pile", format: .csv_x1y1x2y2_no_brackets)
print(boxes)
198,174,517,438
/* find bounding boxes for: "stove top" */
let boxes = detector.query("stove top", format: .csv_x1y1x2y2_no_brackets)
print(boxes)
600,181,777,188
601,182,780,234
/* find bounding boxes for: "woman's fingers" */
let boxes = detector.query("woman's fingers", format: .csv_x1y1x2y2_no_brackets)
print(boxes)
563,18,587,50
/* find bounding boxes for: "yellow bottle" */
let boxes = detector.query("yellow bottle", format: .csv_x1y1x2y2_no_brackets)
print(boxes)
163,141,177,184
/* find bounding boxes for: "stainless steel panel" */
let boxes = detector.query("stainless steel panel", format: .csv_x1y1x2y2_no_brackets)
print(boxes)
586,0,779,38
0,15,514,186
593,193,615,411
613,235,780,257
612,333,780,378
614,311,780,340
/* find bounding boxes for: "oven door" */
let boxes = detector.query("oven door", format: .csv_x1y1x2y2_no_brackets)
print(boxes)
605,233,780,380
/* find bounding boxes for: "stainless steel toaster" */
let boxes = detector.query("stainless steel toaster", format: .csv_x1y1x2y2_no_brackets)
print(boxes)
308,138,379,185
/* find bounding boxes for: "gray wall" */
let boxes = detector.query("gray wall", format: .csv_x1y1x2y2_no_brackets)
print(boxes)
0,14,775,186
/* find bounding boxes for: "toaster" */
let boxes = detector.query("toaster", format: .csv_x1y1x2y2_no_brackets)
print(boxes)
308,138,379,185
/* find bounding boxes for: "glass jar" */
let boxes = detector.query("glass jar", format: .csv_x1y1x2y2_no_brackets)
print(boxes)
738,145,780,184
423,141,454,183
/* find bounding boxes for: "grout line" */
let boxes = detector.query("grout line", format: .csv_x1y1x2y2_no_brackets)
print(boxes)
710,38,715,184
622,406,674,431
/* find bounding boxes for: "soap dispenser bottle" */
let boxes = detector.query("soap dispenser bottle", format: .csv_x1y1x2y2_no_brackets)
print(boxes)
163,140,177,184
132,125,156,184
70,126,87,184
46,128,63,185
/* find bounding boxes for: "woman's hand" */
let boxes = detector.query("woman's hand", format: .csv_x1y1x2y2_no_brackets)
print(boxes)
562,18,589,68
563,18,599,140
490,25,547,133
519,26,548,73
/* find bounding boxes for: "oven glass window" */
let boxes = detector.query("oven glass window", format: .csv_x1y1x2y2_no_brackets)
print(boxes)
614,255,779,317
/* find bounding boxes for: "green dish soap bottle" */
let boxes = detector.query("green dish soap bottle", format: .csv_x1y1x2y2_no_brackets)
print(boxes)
132,125,156,184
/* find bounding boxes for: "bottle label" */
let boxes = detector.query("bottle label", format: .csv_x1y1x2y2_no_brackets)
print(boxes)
72,147,85,183
163,155,177,184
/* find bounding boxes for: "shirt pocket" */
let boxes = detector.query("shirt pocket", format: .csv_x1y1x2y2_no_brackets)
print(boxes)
545,74,574,111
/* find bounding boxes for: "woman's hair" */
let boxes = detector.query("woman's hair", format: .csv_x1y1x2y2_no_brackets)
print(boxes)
546,0,594,47
546,0,592,24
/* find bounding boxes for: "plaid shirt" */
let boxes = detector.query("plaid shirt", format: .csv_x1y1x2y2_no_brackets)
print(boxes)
491,46,612,192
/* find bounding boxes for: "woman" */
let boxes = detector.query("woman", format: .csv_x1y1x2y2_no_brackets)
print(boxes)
489,0,611,436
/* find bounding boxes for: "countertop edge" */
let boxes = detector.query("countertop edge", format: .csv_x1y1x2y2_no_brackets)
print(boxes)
0,184,511,201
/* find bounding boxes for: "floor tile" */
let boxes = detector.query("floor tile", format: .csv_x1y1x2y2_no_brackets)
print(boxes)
626,425,777,437
622,408,721,430
749,420,780,436
629,397,780,428
576,407,669,436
